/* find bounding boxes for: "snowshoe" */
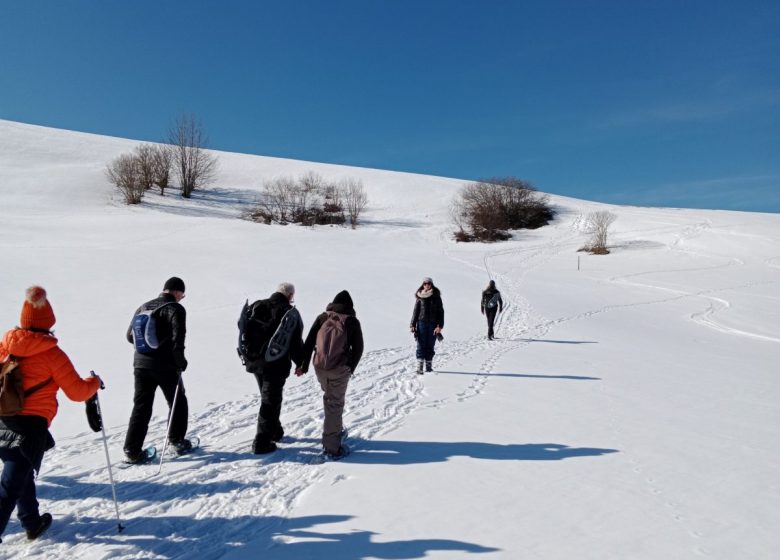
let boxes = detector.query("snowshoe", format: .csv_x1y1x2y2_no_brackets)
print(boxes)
166,435,200,457
264,307,302,362
122,446,157,466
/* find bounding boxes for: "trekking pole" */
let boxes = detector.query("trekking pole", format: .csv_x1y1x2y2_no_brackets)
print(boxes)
156,371,182,475
89,371,124,533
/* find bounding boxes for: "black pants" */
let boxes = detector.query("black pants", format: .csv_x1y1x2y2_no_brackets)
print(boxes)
253,370,287,445
124,367,188,455
486,308,498,338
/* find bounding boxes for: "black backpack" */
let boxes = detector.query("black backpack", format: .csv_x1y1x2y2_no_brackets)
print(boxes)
237,299,276,366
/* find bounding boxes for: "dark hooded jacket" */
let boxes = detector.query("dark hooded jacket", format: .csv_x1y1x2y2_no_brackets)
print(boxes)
126,293,187,372
300,290,364,373
481,283,504,313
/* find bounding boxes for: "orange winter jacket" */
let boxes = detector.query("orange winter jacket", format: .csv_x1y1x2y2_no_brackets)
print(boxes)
0,328,100,426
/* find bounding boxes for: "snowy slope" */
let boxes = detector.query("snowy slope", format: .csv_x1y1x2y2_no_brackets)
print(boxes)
0,119,778,559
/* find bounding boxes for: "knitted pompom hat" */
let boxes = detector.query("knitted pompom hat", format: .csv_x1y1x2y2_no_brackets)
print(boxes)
20,285,56,330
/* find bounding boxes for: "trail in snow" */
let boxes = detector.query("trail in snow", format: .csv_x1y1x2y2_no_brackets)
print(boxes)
4,211,776,558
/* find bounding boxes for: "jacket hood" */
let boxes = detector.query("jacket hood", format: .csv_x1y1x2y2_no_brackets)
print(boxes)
1,328,58,359
332,290,353,308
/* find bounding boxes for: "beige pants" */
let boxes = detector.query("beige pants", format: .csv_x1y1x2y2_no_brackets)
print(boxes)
314,364,352,454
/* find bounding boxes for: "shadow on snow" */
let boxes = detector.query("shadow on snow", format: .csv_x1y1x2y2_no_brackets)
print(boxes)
342,440,618,466
436,370,601,381
14,513,500,559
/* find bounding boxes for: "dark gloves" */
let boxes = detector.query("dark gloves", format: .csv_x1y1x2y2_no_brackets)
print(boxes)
85,395,102,432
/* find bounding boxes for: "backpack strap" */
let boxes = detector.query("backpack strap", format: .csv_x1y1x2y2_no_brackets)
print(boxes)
2,355,53,398
24,377,53,397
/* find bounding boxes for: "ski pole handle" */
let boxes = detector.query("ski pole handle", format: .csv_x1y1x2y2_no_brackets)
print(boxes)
90,370,106,390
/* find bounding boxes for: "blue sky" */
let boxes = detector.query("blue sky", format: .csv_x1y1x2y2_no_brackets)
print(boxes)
1,1,778,212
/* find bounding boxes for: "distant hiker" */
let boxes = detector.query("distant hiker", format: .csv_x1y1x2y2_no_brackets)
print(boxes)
0,286,101,542
481,279,504,340
243,283,303,454
410,277,444,374
124,277,192,464
296,290,364,460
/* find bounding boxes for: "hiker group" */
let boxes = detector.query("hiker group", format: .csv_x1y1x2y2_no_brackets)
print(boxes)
0,275,503,543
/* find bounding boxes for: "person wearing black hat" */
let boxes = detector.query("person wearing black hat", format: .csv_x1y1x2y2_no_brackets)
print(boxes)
481,279,504,340
296,290,363,460
123,277,193,463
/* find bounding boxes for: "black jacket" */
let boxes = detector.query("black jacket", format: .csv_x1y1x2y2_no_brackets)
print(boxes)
481,288,504,313
301,291,364,374
251,291,304,377
126,293,187,372
410,288,444,328
0,415,55,472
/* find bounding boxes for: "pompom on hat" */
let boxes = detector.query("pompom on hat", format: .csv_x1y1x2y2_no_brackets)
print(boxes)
20,285,56,330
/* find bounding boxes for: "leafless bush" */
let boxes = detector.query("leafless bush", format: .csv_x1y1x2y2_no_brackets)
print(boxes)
106,154,144,205
581,210,616,254
246,172,354,226
451,176,554,242
151,144,173,195
168,113,218,198
341,178,368,228
257,176,296,223
134,144,157,191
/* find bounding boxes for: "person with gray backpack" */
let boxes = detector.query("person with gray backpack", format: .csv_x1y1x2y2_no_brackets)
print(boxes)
296,290,363,460
481,279,504,340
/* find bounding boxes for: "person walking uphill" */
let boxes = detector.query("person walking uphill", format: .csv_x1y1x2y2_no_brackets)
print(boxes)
245,283,303,455
124,277,192,464
410,277,444,374
0,286,101,543
296,290,363,460
481,280,504,340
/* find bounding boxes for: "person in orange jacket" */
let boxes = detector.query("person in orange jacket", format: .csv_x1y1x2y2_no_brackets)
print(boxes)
0,286,101,543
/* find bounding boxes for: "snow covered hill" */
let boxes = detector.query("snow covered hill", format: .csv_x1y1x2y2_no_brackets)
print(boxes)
1,119,778,559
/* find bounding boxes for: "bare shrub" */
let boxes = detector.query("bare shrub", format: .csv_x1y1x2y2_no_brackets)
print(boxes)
451,176,554,242
151,144,173,195
259,176,297,223
581,210,616,254
168,113,218,198
341,178,368,228
106,153,144,204
134,144,157,191
247,172,354,226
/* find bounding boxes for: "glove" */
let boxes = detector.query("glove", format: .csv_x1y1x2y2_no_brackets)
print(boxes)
85,395,102,432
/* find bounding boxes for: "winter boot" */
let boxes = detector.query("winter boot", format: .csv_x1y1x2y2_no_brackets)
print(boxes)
171,438,194,456
271,426,285,443
425,360,433,372
416,359,424,375
324,444,351,461
26,513,52,541
252,436,277,454
124,449,149,464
